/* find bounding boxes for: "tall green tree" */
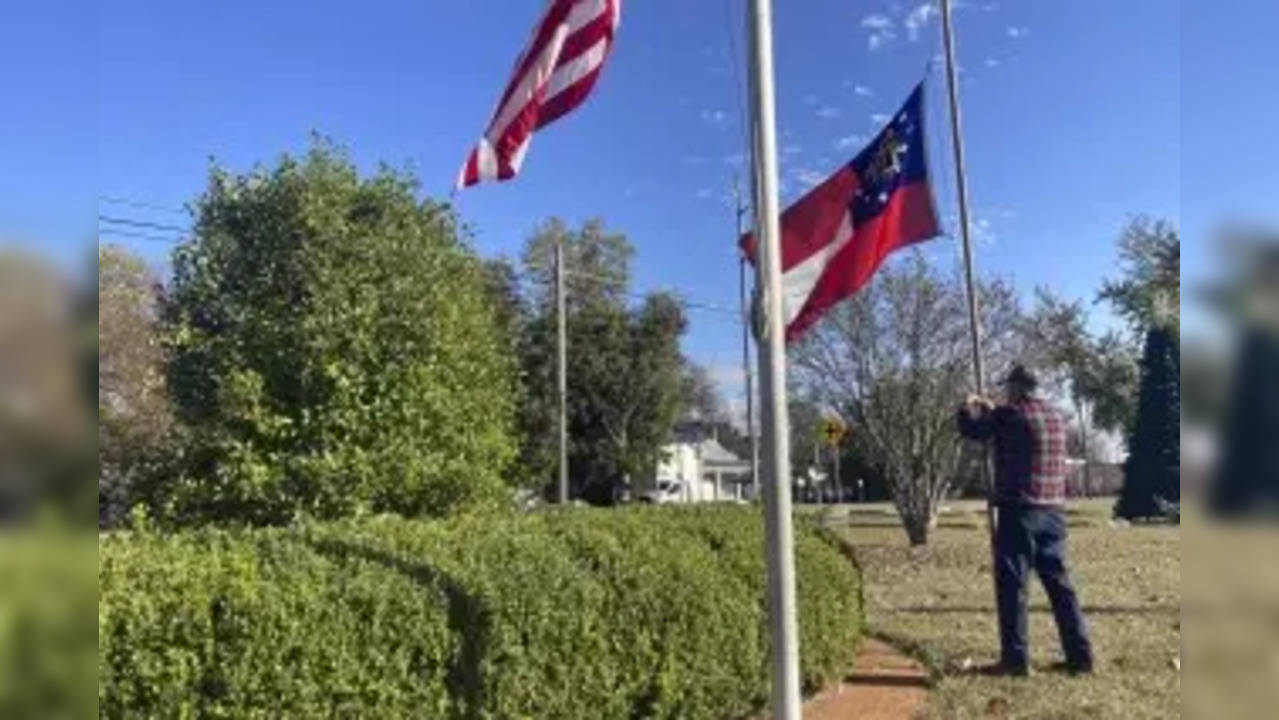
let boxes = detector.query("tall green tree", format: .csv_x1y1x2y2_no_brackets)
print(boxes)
1205,237,1279,516
155,141,518,526
1114,324,1180,519
518,219,687,504
1099,216,1180,336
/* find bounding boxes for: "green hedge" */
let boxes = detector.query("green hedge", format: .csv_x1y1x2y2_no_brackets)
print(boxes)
1,529,97,719
99,506,862,718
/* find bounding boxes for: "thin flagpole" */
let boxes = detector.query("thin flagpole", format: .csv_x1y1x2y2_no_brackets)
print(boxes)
736,183,760,501
555,236,569,504
745,0,801,716
939,0,998,570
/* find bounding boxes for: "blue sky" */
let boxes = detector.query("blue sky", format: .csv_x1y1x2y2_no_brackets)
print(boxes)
13,1,1271,416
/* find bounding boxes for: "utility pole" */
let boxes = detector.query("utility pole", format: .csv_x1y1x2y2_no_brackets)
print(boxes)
834,443,842,505
746,0,801,714
736,182,759,501
555,236,569,504
940,0,996,577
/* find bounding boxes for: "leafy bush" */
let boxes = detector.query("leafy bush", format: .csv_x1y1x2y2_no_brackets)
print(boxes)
100,506,863,718
152,141,517,526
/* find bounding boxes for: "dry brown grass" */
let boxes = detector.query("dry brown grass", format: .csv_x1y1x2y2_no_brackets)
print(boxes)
827,499,1179,719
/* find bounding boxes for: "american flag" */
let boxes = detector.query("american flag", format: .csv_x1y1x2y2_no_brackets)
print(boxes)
457,0,621,189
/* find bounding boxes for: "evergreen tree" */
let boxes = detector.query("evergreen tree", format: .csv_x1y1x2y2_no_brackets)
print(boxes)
1115,323,1180,520
1209,327,1279,515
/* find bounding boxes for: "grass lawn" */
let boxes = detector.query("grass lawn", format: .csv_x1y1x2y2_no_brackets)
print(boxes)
826,498,1180,719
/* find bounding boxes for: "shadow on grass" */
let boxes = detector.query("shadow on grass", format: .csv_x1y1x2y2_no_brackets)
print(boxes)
881,604,1178,616
843,671,931,688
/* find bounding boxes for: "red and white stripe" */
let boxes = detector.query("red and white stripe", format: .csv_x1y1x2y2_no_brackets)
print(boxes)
457,0,621,189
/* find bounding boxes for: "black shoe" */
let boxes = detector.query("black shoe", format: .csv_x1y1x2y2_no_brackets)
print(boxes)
1050,659,1094,676
975,662,1032,678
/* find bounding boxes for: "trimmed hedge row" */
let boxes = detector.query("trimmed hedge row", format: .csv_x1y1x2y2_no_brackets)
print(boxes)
99,506,862,718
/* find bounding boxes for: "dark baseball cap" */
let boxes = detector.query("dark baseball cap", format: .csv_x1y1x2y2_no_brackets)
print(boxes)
1002,364,1038,390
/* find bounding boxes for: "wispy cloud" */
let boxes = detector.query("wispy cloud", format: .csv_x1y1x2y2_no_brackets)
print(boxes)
835,134,867,151
870,112,891,125
700,108,728,126
723,152,746,167
905,2,940,41
982,2,999,11
816,106,842,120
782,144,803,155
709,364,747,392
861,13,897,51
695,188,714,200
853,84,874,97
803,94,819,106
682,154,707,165
984,57,1001,68
868,30,897,51
796,169,826,189
860,13,894,30
973,216,997,246
1006,26,1029,38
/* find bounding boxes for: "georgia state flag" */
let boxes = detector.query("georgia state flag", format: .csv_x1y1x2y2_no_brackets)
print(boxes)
743,82,941,343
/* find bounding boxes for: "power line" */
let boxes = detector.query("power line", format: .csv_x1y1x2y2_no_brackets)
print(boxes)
99,215,191,234
99,195,189,216
526,267,742,322
97,227,184,244
95,205,742,321
562,268,741,317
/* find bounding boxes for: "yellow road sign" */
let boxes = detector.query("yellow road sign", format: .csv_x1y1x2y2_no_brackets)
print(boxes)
821,417,847,447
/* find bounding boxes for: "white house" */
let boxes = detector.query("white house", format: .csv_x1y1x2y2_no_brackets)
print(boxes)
648,425,754,502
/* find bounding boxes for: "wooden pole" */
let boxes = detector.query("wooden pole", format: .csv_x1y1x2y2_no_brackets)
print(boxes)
940,0,998,577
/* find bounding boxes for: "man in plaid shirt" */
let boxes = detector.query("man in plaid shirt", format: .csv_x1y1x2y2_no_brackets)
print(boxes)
958,365,1094,676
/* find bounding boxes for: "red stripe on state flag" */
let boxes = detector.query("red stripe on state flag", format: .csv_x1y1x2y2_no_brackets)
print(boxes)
784,181,938,342
738,166,860,272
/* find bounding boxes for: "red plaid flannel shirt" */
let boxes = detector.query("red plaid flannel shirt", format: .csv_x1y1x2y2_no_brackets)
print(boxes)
957,396,1068,507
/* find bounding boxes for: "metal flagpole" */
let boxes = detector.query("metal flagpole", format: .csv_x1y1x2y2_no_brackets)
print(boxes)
555,236,569,504
746,0,801,716
736,185,760,501
939,0,997,567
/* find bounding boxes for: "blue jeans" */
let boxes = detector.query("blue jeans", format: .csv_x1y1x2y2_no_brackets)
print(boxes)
995,505,1093,668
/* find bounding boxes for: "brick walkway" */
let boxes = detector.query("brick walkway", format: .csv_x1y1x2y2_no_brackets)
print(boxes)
801,638,930,719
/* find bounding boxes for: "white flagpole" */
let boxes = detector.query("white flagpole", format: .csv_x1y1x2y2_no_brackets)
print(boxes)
745,0,801,716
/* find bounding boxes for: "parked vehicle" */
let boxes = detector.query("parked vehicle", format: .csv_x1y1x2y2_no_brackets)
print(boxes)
638,478,685,504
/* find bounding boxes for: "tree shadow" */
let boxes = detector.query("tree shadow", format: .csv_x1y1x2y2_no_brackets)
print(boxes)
842,671,931,688
882,604,1178,616
306,537,487,720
